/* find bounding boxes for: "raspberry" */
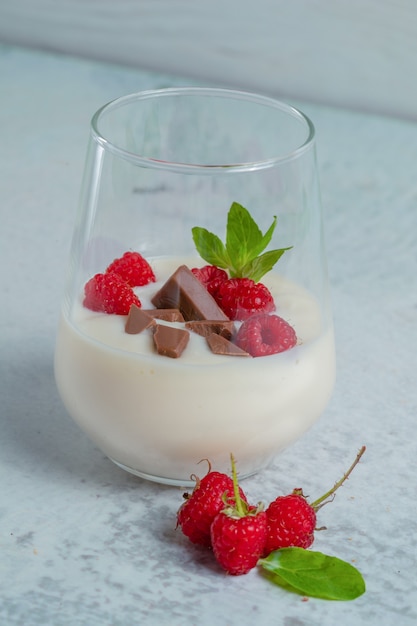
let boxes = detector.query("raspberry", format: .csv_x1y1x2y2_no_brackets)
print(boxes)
191,265,228,297
263,446,367,557
215,278,275,321
235,313,297,357
210,455,267,575
106,251,156,287
263,491,316,556
177,468,248,547
83,273,141,315
211,507,267,575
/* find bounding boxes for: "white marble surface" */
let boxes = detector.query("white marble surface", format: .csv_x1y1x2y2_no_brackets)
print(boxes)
1,0,417,120
1,44,417,625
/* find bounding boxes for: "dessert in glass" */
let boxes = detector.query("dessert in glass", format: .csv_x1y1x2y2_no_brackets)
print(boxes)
54,88,336,486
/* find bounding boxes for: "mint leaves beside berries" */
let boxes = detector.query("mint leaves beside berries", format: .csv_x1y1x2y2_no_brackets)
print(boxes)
83,202,297,357
177,448,366,601
191,202,295,332
192,202,291,282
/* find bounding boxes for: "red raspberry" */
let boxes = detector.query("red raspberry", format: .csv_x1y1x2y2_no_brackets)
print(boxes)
177,469,248,548
83,273,141,315
211,507,267,575
263,446,366,557
215,278,275,321
191,265,228,297
235,313,297,357
106,251,156,287
210,455,267,575
263,490,316,556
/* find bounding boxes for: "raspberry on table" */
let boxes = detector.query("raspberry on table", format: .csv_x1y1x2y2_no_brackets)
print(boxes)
263,491,316,556
177,470,247,547
263,447,367,557
209,455,267,575
191,265,228,297
235,313,297,357
214,278,275,321
106,251,156,287
83,273,141,315
211,506,268,575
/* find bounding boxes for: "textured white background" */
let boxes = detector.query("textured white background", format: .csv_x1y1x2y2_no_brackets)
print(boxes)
1,0,417,119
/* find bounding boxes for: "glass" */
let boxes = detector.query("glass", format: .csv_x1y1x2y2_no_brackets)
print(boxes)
54,87,335,486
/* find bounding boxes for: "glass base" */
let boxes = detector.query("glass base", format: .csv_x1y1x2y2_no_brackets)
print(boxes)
110,457,262,487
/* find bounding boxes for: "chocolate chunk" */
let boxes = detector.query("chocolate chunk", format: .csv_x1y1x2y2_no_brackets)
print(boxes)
125,305,156,334
151,265,229,322
206,333,250,356
185,320,236,340
142,308,185,322
153,324,190,358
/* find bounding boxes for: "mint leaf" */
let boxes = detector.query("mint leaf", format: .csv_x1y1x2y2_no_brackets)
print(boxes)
192,227,231,269
192,202,291,281
241,248,292,283
226,203,268,272
259,548,366,601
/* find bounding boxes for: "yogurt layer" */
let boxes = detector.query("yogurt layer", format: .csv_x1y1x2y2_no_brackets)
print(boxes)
54,257,336,484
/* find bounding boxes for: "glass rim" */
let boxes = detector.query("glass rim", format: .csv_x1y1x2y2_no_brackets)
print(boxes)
90,87,316,173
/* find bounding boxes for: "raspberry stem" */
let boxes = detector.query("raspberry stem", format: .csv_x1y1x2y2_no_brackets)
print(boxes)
230,453,246,517
311,446,366,511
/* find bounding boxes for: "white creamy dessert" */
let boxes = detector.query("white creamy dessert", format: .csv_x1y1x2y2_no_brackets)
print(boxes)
54,257,336,484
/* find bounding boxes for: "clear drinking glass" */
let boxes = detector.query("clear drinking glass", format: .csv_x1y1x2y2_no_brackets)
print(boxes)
54,88,335,486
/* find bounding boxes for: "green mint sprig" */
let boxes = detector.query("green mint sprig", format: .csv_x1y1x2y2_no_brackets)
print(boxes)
259,547,366,601
192,202,292,283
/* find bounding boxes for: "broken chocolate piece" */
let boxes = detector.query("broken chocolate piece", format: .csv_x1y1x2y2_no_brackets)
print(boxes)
142,308,185,322
153,324,190,358
125,305,156,334
151,265,229,322
185,320,236,340
206,333,250,356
